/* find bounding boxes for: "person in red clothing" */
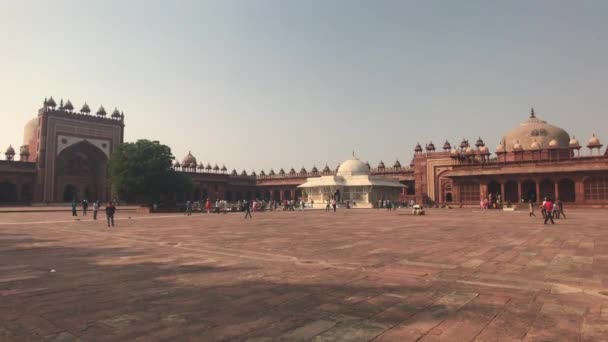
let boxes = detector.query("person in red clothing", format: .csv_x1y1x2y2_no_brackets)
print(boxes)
543,198,555,225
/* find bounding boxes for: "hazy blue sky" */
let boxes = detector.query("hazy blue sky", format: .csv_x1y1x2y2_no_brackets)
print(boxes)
1,0,607,171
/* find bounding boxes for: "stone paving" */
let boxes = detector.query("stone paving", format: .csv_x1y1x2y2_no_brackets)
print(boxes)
1,208,608,341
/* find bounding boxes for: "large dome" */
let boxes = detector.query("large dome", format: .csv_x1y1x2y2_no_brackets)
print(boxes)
23,117,39,146
336,157,370,176
502,110,570,152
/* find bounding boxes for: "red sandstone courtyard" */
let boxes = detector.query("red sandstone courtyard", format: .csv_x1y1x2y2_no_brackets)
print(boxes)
1,208,608,341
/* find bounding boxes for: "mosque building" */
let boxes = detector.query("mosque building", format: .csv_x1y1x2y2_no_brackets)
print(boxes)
1,99,607,207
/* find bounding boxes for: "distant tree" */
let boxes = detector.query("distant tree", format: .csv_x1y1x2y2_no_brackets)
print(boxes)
109,139,192,205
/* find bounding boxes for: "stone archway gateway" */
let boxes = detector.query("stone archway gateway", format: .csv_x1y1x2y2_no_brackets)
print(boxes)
55,141,109,202
521,180,537,203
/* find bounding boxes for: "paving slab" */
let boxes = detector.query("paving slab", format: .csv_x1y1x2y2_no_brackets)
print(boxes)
0,208,607,341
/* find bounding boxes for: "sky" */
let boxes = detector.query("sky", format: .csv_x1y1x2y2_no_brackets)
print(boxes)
1,0,607,172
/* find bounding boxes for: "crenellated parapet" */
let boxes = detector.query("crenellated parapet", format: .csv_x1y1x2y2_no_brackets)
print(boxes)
40,96,125,124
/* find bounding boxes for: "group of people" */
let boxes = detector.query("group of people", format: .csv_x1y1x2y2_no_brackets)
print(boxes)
71,199,116,227
528,197,566,224
480,193,503,209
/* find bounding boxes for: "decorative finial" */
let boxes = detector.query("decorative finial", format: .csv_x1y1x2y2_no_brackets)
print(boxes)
530,107,535,118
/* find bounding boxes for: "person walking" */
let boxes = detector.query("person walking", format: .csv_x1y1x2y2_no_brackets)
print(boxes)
105,202,116,227
71,200,78,217
82,199,88,216
557,199,566,219
543,198,555,225
528,200,536,217
540,198,547,219
92,201,99,220
551,200,560,219
185,200,192,216
331,198,337,212
244,200,252,219
205,199,212,214
325,200,330,212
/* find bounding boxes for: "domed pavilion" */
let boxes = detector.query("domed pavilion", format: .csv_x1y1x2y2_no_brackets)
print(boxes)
297,156,404,208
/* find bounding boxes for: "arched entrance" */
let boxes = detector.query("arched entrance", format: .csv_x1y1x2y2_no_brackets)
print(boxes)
445,193,453,202
558,179,575,202
504,180,518,203
224,190,233,202
283,190,291,201
55,141,108,202
273,190,281,202
0,181,18,203
487,181,501,201
521,180,536,203
295,189,303,201
235,191,243,201
193,188,202,201
264,190,271,201
21,184,33,203
63,184,78,202
539,179,554,201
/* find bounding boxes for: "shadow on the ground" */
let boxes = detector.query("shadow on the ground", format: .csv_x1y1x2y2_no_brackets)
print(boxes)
0,234,546,342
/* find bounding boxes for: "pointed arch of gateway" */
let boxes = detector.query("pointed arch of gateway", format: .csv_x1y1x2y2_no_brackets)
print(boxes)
54,140,109,202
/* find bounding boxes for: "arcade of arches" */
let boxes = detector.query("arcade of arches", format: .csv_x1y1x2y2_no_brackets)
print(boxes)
452,176,582,204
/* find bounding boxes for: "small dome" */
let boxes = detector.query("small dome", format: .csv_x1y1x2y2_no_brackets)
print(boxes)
5,145,15,155
111,107,121,118
300,167,307,173
47,97,57,107
221,165,227,172
443,140,451,151
530,139,540,150
322,165,331,173
414,143,423,153
393,160,401,168
96,105,107,116
569,136,580,148
80,102,91,114
377,160,385,169
181,151,197,167
426,142,436,152
479,145,489,154
513,140,523,151
365,161,371,169
279,168,285,175
241,170,248,176
289,167,296,175
197,162,204,170
465,146,474,155
260,170,266,176
173,161,181,168
337,158,370,176
213,164,219,171
269,169,276,175
548,139,559,148
251,170,257,176
475,137,485,148
496,142,505,153
231,169,238,176
460,138,469,149
311,166,318,173
64,99,74,111
450,148,458,155
588,134,601,147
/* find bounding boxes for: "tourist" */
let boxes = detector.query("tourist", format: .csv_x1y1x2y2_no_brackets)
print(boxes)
205,198,212,214
557,198,566,219
185,200,192,216
551,200,560,219
528,200,536,217
82,199,88,216
71,200,78,217
300,199,305,211
541,198,547,218
244,200,252,219
325,200,330,212
543,198,555,225
93,201,99,220
105,202,116,227
331,198,337,212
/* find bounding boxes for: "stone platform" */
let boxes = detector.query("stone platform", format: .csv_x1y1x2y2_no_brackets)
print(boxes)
1,208,608,341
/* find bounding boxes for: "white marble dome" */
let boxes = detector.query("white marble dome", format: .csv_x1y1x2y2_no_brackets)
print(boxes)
336,157,370,176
